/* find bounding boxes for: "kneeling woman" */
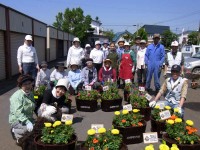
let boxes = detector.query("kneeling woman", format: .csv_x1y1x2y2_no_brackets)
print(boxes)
38,78,70,121
9,75,35,142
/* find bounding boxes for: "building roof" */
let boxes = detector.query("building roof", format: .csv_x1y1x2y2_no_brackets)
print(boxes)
142,25,170,35
112,30,132,42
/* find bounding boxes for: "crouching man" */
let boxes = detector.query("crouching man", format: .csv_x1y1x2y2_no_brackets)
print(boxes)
149,65,188,117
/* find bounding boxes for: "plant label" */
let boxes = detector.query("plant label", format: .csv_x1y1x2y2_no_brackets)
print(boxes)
91,124,104,133
85,85,92,91
145,93,152,101
34,96,38,99
125,79,131,84
123,104,132,111
159,110,171,120
61,114,73,122
103,86,109,91
139,86,145,92
143,132,158,144
157,102,165,110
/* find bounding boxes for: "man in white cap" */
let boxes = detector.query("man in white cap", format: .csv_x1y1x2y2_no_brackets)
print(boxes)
17,35,39,79
66,37,84,68
90,40,104,73
164,41,184,78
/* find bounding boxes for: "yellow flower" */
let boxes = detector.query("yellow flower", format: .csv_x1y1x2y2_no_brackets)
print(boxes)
145,144,154,150
111,129,119,135
114,111,120,116
155,105,160,109
166,119,174,125
175,118,182,123
53,121,61,127
65,120,72,125
133,109,140,113
172,144,178,148
165,106,171,110
98,127,106,134
159,144,169,150
87,129,96,135
44,122,52,128
122,109,129,115
171,147,179,150
174,108,179,113
186,120,194,126
51,130,54,133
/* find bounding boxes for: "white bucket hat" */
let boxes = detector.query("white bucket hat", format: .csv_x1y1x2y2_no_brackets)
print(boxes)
25,35,33,41
73,37,80,43
124,41,130,46
95,40,101,45
85,44,91,48
171,41,179,46
70,60,79,67
56,78,69,90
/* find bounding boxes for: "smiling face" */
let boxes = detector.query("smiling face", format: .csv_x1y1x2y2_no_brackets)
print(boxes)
171,71,180,80
25,40,32,46
55,86,66,97
74,41,80,48
118,41,124,48
95,44,101,50
21,80,33,94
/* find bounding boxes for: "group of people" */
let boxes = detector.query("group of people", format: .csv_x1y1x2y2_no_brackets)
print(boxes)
9,33,188,144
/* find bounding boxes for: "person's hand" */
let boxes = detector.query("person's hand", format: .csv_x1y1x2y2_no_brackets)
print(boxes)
26,122,33,132
176,106,182,114
36,65,40,72
149,100,157,108
46,106,57,115
19,66,23,74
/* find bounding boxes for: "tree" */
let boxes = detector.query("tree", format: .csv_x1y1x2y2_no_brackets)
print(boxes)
103,29,115,41
53,7,92,45
188,31,199,45
132,28,148,45
161,30,177,49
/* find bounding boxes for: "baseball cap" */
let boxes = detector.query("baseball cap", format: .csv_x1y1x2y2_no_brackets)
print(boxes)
171,41,179,46
25,35,33,41
153,34,160,39
171,65,181,72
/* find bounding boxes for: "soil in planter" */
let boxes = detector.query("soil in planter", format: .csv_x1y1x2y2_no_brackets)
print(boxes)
75,98,98,112
162,133,200,150
150,116,166,138
113,121,146,145
101,98,122,112
34,134,77,150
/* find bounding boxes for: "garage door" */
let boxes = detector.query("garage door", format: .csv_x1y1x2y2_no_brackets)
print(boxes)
0,31,6,80
34,36,45,63
10,33,25,75
64,41,68,56
50,38,56,61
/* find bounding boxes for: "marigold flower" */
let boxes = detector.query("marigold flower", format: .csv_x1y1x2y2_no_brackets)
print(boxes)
98,127,106,134
111,129,119,135
172,144,178,148
65,120,72,125
44,122,52,127
145,144,154,150
121,119,126,123
133,109,140,113
93,138,98,144
166,119,174,125
186,120,194,126
51,130,54,133
159,144,169,150
174,108,179,113
171,147,179,150
122,109,129,115
87,129,96,135
165,106,171,110
155,105,160,109
175,118,182,123
138,122,143,126
170,115,177,120
114,111,120,116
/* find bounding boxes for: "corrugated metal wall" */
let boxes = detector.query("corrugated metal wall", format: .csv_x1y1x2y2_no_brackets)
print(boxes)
34,36,45,63
50,39,56,61
0,31,6,80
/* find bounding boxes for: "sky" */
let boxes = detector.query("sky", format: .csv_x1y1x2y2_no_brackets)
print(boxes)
1,0,200,34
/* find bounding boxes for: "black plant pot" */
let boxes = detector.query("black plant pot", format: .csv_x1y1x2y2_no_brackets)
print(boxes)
150,116,166,138
101,98,122,112
75,98,98,112
132,107,151,121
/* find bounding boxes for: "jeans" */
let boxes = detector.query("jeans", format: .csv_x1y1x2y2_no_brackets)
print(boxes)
137,68,146,85
22,63,37,79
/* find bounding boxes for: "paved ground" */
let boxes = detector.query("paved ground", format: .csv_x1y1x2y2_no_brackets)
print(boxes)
0,66,200,150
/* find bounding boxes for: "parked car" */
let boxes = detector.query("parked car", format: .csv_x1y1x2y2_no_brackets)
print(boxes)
181,45,200,59
184,51,200,74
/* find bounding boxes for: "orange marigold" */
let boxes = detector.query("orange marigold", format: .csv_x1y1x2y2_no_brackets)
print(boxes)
138,122,143,126
170,114,177,120
93,138,99,144
121,119,126,123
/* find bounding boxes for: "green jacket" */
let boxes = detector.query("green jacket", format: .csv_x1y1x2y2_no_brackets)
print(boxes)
107,51,119,70
9,89,35,125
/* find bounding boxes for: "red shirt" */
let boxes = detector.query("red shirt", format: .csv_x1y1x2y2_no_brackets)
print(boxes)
98,67,117,82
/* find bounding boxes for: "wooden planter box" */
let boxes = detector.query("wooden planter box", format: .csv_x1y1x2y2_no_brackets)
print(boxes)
113,121,146,145
80,143,128,150
150,116,166,138
34,134,77,150
75,98,98,112
101,98,122,112
162,133,200,150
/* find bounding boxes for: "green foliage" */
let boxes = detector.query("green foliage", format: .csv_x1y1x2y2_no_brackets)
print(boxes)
129,89,148,108
188,31,199,45
161,30,178,49
101,82,121,100
34,85,46,96
77,90,100,100
103,29,115,41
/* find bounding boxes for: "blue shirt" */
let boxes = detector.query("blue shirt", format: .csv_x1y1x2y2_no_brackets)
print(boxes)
68,69,82,88
81,66,97,86
117,47,124,61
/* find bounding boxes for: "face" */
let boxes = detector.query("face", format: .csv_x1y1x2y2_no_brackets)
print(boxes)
171,71,180,80
109,44,115,51
95,44,101,50
140,43,146,49
124,45,130,50
25,40,32,46
87,62,93,68
135,39,141,45
56,87,66,97
153,37,160,44
104,62,111,68
74,41,80,48
21,80,33,94
103,43,108,48
118,42,124,48
41,65,47,71
71,65,78,70
171,46,178,53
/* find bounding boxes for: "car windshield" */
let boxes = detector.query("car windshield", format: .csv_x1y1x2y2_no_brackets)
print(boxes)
192,52,200,58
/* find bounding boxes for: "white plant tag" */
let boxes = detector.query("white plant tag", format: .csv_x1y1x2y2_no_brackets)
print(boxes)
143,132,158,144
103,86,109,91
123,104,132,111
61,114,73,122
139,86,145,92
125,79,131,84
91,124,104,133
85,85,92,91
145,93,152,101
159,110,171,120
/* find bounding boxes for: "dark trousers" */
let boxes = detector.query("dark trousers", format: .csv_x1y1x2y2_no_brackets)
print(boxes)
22,62,37,79
137,68,146,86
93,63,102,74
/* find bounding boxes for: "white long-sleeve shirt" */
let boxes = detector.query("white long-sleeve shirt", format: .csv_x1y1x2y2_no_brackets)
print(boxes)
66,45,84,67
90,48,104,64
17,43,38,66
137,47,146,69
35,69,51,87
50,69,68,81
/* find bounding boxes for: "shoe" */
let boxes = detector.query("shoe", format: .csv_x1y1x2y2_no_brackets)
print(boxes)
10,128,16,140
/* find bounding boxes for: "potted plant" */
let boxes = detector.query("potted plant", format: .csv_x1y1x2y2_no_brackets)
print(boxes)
34,120,77,150
145,143,180,150
75,90,100,112
163,119,200,150
112,109,146,144
81,128,128,150
128,89,151,121
101,82,122,112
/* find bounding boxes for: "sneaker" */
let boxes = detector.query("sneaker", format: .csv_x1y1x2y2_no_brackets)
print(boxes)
10,128,16,140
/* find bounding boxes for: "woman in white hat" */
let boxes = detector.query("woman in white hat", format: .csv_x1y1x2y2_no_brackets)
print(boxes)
68,61,83,95
66,37,84,68
90,40,104,73
38,78,70,121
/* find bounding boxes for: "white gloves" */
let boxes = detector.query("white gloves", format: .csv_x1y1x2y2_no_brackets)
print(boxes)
176,107,182,114
149,100,157,108
26,122,33,132
46,106,57,115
